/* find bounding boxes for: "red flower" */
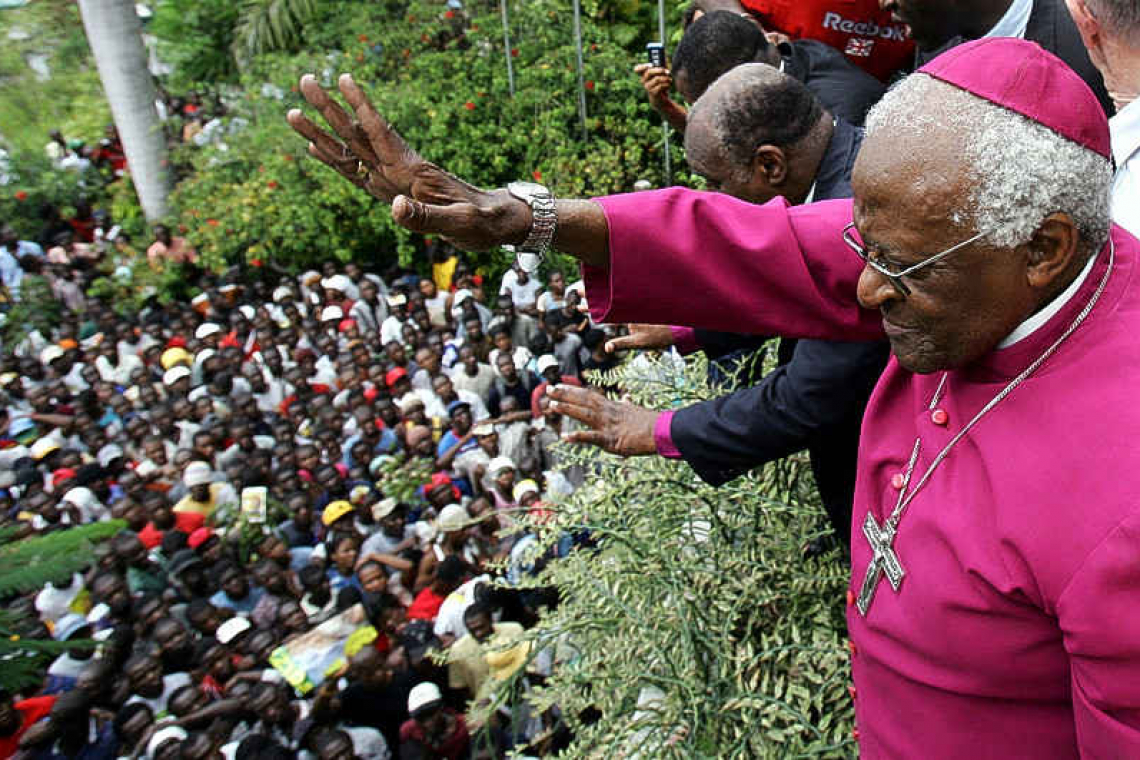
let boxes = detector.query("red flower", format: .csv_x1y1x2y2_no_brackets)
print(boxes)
590,43,598,52
471,23,479,30
532,170,542,182
421,33,430,43
444,10,454,18
178,224,188,233
267,180,278,189
358,33,369,42
464,101,476,110
403,48,411,58
511,48,519,57
14,191,27,201
250,258,263,267
585,80,595,90
207,219,219,227
283,154,294,162
407,14,416,22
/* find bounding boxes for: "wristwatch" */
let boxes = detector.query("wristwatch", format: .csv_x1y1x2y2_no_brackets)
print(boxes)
506,181,556,272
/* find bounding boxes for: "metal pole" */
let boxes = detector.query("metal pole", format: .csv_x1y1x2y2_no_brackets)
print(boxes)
500,0,515,96
657,0,671,185
571,0,588,142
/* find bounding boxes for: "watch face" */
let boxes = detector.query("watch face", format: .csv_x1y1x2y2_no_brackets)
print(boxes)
509,181,547,199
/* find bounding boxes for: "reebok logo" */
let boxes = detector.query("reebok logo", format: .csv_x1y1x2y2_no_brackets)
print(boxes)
822,12,908,41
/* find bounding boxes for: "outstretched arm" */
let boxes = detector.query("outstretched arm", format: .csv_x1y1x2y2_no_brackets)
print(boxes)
286,74,608,267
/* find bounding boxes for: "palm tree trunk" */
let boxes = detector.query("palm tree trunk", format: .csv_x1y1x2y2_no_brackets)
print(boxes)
77,0,170,221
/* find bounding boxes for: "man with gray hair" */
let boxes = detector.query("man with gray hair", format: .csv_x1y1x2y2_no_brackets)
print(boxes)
1066,0,1140,235
290,35,1140,757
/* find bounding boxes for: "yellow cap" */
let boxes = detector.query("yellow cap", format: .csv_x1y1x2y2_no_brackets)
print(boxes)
161,347,192,370
322,500,354,526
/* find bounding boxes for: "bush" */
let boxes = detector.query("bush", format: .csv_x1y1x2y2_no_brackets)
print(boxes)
478,352,856,758
168,0,693,277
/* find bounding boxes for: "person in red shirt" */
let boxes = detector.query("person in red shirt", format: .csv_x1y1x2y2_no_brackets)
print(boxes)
734,0,913,81
406,555,465,622
0,689,56,759
136,496,205,550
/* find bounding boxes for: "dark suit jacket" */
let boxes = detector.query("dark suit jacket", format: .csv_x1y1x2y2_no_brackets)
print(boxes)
915,0,1113,115
782,39,887,127
670,121,886,545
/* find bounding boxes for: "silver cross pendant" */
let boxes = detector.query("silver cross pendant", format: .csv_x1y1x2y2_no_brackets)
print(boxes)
856,511,906,616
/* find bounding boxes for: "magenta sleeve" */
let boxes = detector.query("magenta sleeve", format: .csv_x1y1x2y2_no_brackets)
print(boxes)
653,411,682,459
669,327,700,356
582,189,884,342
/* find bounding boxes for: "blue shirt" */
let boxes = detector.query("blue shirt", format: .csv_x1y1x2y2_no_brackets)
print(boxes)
209,586,265,615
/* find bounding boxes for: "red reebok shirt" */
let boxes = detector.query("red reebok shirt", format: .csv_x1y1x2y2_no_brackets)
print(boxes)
741,0,914,81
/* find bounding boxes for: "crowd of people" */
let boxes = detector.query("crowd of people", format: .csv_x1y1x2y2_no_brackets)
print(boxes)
0,229,626,758
5,0,1140,757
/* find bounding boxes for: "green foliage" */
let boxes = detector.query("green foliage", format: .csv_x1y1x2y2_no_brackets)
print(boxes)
0,0,112,154
480,352,856,758
210,493,285,563
0,151,91,240
2,274,64,348
0,521,120,691
0,520,124,597
168,0,693,275
232,0,318,63
374,453,434,505
150,0,241,90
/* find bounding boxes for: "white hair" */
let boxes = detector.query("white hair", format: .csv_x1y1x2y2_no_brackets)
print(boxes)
864,74,1113,251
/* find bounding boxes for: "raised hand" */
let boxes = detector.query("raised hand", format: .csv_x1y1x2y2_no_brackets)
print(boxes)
286,73,530,251
604,324,676,354
633,63,687,132
546,384,660,456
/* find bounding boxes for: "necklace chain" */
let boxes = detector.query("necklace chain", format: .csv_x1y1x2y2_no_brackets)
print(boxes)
885,240,1115,532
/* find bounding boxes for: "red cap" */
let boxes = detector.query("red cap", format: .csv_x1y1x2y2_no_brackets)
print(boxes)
385,367,408,387
918,38,1110,159
363,386,379,402
166,336,187,349
338,319,357,333
187,527,214,549
52,468,76,486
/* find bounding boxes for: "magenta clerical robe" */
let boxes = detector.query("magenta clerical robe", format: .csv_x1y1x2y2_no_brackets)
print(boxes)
585,189,1140,757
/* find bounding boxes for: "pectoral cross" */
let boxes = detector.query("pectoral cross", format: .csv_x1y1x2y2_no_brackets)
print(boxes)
856,511,905,616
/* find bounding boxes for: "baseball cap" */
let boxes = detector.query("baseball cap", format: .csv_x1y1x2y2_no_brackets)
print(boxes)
194,323,222,340
183,461,212,488
372,497,400,521
322,499,355,526
40,345,65,364
436,503,469,533
187,527,215,550
320,305,344,322
407,682,443,716
536,355,559,373
215,616,251,644
163,366,191,386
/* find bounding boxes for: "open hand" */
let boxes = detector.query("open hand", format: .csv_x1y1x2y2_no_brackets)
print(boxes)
604,324,675,354
286,73,530,251
546,384,659,456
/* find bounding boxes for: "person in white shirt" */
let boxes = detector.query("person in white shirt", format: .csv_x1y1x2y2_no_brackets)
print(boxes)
1067,0,1140,235
498,263,543,316
380,294,407,346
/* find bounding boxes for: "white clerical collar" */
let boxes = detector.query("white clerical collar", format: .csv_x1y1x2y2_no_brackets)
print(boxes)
1110,97,1140,169
986,0,1033,40
998,251,1096,348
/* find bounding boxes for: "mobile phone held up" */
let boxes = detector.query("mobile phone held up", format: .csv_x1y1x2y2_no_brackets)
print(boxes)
646,42,666,69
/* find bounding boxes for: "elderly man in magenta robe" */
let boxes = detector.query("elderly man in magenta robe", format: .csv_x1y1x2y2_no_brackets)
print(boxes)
288,38,1140,757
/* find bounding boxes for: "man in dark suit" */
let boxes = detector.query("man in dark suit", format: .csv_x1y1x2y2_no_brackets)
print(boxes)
560,64,889,548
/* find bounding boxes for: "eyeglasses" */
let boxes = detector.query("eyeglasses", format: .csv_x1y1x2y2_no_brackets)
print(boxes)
841,222,993,298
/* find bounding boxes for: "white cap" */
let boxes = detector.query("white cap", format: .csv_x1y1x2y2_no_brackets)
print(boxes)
452,288,473,306
97,444,124,469
163,366,191,386
195,323,222,340
488,456,515,476
536,354,560,373
372,497,400,521
321,274,351,292
437,504,470,533
183,461,212,488
61,486,98,511
30,437,61,460
194,348,216,366
148,726,188,757
40,345,65,364
398,394,424,413
215,616,251,644
272,286,293,303
407,681,443,714
386,294,407,307
513,479,539,502
320,305,344,322
238,305,255,320
472,422,495,437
